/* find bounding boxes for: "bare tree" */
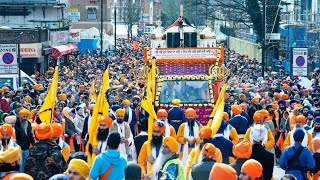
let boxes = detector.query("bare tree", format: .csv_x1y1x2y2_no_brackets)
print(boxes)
122,0,142,39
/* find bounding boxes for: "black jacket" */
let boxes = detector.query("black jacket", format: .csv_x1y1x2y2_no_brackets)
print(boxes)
191,158,216,180
134,133,148,157
229,158,248,176
311,152,320,173
25,141,67,180
64,116,76,136
14,118,35,150
251,144,274,180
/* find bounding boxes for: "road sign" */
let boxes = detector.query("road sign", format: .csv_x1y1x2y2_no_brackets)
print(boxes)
266,33,280,40
0,44,18,74
292,47,308,76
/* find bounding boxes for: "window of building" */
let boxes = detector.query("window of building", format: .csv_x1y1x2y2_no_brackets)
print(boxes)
87,6,98,20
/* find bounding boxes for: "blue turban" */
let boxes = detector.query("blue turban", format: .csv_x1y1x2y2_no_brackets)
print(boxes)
278,100,287,106
306,110,314,116
293,128,305,142
315,117,320,123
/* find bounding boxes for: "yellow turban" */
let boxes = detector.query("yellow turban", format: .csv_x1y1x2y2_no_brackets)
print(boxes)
172,99,181,105
163,136,179,153
202,143,217,159
116,109,125,117
9,173,33,180
19,109,31,118
122,99,131,106
0,146,22,164
35,123,53,141
67,159,90,179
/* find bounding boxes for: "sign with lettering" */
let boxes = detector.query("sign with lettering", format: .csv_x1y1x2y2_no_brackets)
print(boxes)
152,48,219,59
20,43,42,58
69,29,81,43
0,44,18,74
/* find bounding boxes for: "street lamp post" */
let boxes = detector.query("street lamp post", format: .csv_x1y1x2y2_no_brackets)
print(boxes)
114,2,117,49
17,42,21,87
100,0,103,57
262,0,266,78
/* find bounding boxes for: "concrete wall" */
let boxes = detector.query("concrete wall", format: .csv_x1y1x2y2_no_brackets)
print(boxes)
229,36,262,62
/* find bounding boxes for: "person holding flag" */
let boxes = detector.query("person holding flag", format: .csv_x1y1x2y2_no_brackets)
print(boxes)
138,121,166,179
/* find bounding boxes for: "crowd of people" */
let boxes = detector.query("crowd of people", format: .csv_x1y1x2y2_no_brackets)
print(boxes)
0,35,320,180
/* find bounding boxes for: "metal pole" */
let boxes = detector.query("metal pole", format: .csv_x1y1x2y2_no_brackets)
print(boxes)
18,43,21,87
100,0,103,57
114,2,117,49
262,0,266,78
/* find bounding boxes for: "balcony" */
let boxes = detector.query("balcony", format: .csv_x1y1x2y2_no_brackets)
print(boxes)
0,0,61,6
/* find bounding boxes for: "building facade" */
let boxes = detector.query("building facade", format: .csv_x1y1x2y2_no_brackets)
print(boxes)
0,0,71,76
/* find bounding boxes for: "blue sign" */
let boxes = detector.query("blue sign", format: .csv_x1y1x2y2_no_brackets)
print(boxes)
68,12,80,21
2,53,14,64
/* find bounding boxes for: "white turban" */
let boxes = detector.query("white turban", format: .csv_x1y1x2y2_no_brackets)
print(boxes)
251,124,267,143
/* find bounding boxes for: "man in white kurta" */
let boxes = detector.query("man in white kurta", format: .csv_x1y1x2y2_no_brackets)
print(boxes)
109,109,133,160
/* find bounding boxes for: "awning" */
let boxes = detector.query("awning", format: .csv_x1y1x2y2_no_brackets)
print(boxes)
52,43,78,59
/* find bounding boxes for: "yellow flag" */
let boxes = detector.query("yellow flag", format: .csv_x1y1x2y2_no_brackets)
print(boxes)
140,59,157,176
38,66,59,124
211,100,225,136
89,80,97,101
207,83,227,127
86,67,110,167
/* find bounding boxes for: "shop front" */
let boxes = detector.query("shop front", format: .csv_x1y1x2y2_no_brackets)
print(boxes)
20,43,45,75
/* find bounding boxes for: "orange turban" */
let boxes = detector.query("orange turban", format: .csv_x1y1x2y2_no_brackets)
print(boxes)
251,97,259,104
239,103,247,111
99,116,113,128
232,140,252,159
274,93,281,101
2,87,9,92
296,115,306,125
294,104,303,109
185,108,196,117
312,137,320,153
223,112,229,121
253,110,269,122
157,109,168,118
51,123,63,138
163,136,179,153
60,94,67,101
122,99,130,106
153,121,166,134
115,109,125,116
239,93,246,99
231,105,242,115
210,163,237,180
79,85,86,90
0,124,14,137
114,96,120,101
241,159,263,179
199,126,212,139
25,96,31,103
283,84,289,90
35,123,53,141
281,94,289,100
10,173,33,180
19,109,31,118
272,103,279,110
202,143,216,159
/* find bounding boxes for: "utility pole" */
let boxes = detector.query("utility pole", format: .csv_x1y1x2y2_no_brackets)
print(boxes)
262,0,266,78
114,2,117,49
100,0,103,57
